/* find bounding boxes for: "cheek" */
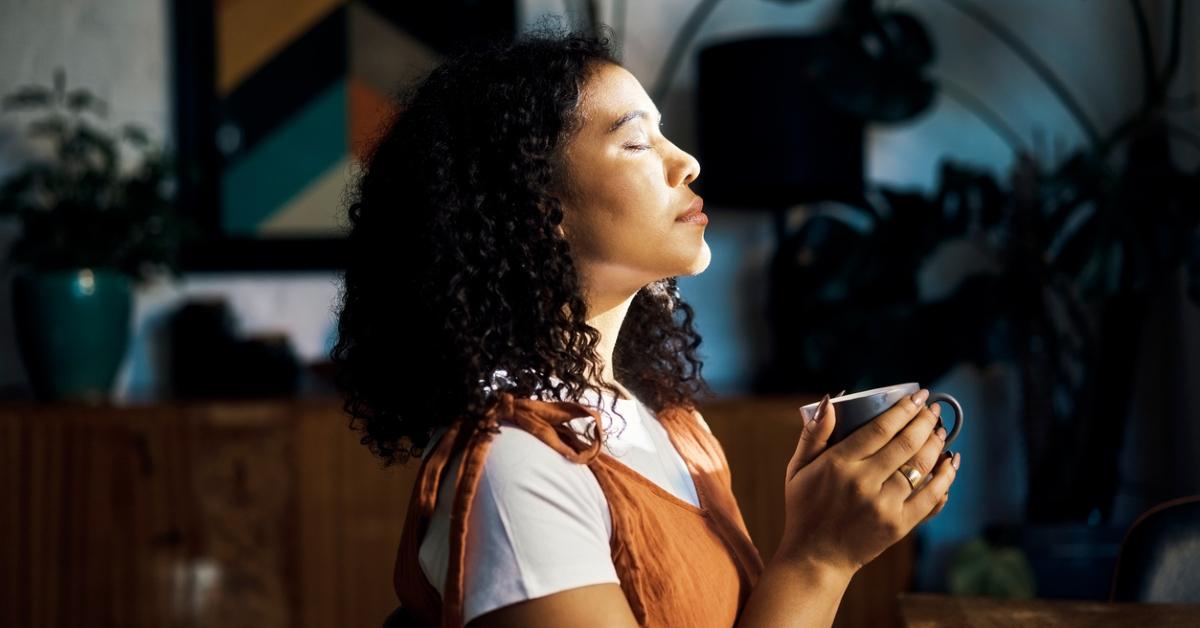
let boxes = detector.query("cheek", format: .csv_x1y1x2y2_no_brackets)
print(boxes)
582,194,661,247
562,164,683,260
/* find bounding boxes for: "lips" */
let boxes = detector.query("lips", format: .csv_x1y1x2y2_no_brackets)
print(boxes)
676,196,704,220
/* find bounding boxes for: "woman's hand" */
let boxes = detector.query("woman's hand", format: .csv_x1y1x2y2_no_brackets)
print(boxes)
776,389,960,575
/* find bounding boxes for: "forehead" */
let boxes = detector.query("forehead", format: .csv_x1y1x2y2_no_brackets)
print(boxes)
579,64,657,131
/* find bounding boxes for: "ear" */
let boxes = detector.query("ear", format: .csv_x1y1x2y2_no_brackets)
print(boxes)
538,193,569,240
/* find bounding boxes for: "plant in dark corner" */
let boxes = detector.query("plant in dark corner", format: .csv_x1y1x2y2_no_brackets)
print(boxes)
0,68,202,402
757,3,1200,599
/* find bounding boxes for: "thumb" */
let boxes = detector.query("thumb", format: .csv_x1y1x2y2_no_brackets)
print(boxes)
787,394,837,481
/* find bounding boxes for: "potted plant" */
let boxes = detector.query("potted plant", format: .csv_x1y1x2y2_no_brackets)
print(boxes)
0,68,200,403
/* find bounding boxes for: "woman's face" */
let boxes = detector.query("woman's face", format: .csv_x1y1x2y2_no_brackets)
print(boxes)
556,63,710,299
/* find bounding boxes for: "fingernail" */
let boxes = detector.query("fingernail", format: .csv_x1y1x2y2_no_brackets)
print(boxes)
952,452,961,470
809,394,831,425
931,403,942,417
911,389,929,406
936,427,947,441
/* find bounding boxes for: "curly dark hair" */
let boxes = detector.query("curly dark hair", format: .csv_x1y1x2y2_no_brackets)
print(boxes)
330,24,714,466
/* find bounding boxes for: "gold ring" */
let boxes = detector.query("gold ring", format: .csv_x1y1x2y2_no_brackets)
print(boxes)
897,464,923,490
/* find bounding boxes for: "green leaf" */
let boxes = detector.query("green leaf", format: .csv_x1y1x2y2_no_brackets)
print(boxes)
1,86,52,111
66,89,108,118
0,92,187,282
121,124,151,147
28,115,68,141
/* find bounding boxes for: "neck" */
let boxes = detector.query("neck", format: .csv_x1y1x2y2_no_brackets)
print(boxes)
584,287,637,398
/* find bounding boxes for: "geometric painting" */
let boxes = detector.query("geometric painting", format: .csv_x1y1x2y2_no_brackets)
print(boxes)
172,0,516,269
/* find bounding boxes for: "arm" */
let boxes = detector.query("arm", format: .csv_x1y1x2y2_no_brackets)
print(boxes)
734,556,853,628
468,584,638,627
466,555,853,628
467,556,854,628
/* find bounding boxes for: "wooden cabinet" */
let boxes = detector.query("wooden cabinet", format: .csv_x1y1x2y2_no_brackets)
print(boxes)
1,398,412,628
1,395,912,628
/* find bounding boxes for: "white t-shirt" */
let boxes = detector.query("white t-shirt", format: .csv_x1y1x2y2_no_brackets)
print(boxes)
416,381,700,624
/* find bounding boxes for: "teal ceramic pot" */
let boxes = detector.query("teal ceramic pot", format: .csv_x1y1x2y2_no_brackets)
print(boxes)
12,267,133,403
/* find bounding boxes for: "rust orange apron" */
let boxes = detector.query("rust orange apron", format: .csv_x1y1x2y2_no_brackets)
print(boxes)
393,392,764,627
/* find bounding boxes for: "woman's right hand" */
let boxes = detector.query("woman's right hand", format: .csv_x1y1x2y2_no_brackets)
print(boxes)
775,389,960,576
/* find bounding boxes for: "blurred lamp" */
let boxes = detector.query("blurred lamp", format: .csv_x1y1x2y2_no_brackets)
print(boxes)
694,1,935,208
696,35,865,208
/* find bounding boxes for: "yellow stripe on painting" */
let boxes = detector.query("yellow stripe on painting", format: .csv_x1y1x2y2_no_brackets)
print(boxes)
217,0,345,97
259,156,361,236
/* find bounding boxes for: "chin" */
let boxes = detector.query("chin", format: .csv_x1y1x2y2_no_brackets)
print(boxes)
679,240,712,276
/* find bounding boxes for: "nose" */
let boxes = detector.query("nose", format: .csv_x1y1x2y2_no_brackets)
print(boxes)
668,143,701,188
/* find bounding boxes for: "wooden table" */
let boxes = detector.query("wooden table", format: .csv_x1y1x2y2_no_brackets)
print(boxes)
899,593,1200,627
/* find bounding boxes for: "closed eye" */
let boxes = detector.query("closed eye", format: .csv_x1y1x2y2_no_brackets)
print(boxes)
625,144,652,152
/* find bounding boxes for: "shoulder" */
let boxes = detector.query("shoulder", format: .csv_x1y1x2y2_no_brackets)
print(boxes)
424,419,608,514
481,421,608,508
431,421,618,623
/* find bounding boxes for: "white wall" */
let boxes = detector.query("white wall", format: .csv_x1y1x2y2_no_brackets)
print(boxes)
2,0,1197,590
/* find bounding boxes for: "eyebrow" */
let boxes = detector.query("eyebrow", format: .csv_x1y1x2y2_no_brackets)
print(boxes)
606,109,662,134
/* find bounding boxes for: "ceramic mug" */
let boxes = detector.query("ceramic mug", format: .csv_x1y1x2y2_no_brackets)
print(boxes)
799,382,963,450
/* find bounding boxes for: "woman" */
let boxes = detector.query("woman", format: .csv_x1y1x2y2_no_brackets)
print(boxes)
331,25,959,628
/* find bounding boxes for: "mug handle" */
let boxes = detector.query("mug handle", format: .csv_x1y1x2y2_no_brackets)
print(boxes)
927,392,963,450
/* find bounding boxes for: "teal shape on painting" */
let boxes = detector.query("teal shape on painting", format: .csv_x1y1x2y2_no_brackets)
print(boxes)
221,79,347,236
